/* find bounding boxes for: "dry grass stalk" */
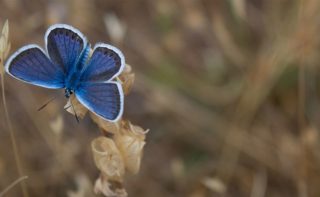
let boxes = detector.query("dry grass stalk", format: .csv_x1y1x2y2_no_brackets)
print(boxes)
0,176,28,197
0,20,28,197
0,20,10,74
215,0,320,190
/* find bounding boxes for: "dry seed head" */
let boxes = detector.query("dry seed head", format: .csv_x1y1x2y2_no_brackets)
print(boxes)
91,137,125,180
118,64,135,95
114,121,148,174
114,134,145,174
121,120,149,139
94,174,127,197
0,20,10,75
0,20,9,54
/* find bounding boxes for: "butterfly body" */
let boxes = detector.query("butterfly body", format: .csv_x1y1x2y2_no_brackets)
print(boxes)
5,24,125,122
64,44,91,98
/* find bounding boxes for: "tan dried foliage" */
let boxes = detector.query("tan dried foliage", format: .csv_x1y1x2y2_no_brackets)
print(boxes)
118,64,135,95
91,120,148,177
90,108,148,196
94,174,128,197
64,95,88,119
91,136,126,180
0,20,10,74
114,120,148,174
90,113,121,134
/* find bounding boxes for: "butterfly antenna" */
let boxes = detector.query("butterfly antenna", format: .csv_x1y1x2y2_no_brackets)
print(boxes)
37,95,59,111
70,99,79,123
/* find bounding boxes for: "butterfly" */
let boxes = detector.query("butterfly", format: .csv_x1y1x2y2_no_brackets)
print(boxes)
5,24,125,122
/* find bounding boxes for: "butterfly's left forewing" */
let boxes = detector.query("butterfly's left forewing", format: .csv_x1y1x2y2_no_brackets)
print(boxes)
45,24,87,75
5,45,65,89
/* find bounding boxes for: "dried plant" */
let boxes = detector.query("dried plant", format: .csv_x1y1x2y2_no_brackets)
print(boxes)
0,20,28,197
0,20,10,72
4,0,320,196
66,64,147,197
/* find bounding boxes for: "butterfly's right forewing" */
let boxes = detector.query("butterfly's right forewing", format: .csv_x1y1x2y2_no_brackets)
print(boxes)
80,43,125,83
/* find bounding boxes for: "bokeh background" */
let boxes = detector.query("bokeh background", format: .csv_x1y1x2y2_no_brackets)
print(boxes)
1,0,320,196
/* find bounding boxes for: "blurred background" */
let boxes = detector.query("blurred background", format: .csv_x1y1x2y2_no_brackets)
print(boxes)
1,0,320,196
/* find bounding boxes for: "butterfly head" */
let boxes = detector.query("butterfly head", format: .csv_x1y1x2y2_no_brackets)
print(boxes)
65,88,73,98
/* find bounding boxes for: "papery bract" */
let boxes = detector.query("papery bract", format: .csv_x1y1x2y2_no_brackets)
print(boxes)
91,137,125,180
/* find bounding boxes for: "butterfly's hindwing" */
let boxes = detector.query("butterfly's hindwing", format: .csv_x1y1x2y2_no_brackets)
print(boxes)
75,81,123,121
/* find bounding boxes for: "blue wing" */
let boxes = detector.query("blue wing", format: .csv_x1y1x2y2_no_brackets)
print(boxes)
80,43,125,83
5,45,65,89
45,24,87,75
75,82,123,121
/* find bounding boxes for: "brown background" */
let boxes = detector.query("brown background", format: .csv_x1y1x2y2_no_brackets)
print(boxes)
1,0,320,196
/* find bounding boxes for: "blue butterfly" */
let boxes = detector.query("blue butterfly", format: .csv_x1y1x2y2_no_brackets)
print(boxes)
5,24,125,122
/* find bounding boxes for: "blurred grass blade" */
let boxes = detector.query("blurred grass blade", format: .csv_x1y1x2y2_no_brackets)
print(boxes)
0,176,28,197
0,20,29,197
